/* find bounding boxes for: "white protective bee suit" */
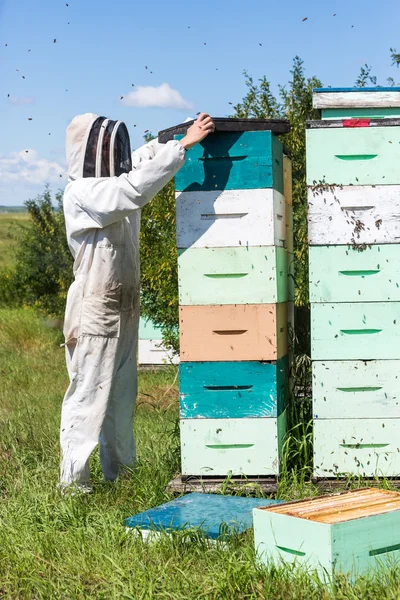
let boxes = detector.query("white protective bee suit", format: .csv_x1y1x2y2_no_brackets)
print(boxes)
60,113,186,487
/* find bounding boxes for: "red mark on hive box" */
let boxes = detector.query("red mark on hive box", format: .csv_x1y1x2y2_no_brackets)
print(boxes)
343,119,371,128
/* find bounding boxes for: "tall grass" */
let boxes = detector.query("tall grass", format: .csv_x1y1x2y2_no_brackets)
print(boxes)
0,212,30,269
0,308,398,599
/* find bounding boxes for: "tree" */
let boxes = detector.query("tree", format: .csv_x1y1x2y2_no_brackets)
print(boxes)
0,188,73,314
234,57,322,310
139,180,180,352
391,48,400,66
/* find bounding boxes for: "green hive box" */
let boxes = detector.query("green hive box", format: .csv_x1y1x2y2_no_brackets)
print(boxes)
253,488,400,577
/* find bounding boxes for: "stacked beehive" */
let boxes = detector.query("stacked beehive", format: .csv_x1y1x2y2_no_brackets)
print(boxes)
138,317,178,366
159,118,293,478
307,87,400,478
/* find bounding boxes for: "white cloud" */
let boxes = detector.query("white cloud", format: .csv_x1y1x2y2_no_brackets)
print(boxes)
0,150,66,185
8,96,34,106
121,83,193,110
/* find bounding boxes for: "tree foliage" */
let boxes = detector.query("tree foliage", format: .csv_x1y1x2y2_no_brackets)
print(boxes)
234,56,322,307
139,181,179,351
391,48,400,66
0,188,73,314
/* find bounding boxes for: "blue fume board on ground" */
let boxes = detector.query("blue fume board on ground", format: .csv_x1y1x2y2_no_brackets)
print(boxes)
125,493,282,539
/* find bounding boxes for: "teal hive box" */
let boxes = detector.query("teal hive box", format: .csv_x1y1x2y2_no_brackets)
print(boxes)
254,488,400,577
174,131,284,193
179,358,289,419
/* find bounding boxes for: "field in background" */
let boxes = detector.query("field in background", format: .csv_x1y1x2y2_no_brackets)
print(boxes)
0,211,30,269
0,307,398,599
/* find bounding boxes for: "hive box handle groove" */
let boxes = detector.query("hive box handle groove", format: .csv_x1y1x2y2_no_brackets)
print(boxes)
201,213,248,220
340,206,375,211
204,385,253,391
205,444,254,449
340,329,382,335
204,273,248,279
339,443,389,449
336,386,383,392
198,155,247,162
369,543,400,557
276,546,306,557
212,330,248,335
335,154,378,161
339,270,380,276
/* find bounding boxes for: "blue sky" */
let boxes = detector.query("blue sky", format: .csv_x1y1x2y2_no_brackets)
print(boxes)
1,0,399,206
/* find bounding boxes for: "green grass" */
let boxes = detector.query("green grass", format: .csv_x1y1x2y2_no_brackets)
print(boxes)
0,308,399,599
0,212,30,269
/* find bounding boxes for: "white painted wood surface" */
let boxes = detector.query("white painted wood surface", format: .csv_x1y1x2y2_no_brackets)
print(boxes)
313,91,400,109
308,185,400,245
313,360,400,419
138,339,179,366
313,419,400,477
180,416,283,476
175,189,287,249
286,205,293,254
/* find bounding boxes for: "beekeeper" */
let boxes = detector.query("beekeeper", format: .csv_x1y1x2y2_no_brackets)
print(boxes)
60,112,214,490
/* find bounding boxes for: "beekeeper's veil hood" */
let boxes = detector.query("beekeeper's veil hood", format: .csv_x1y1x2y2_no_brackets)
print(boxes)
66,113,132,181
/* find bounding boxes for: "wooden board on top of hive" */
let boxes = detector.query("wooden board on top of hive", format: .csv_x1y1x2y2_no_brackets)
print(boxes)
158,117,290,143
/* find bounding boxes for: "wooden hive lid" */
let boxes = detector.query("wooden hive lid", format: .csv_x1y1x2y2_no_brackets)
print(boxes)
258,489,400,524
312,87,400,109
158,118,290,143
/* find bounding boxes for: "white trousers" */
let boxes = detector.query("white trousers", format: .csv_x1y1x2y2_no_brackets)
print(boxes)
60,312,138,486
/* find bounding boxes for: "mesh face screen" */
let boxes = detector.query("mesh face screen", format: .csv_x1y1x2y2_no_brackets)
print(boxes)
83,117,132,178
82,116,106,178
113,122,132,176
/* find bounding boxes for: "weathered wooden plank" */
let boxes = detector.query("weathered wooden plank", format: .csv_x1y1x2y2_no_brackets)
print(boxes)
313,418,400,477
174,131,284,192
311,302,400,360
321,108,400,120
283,155,292,205
158,117,290,143
180,303,288,362
178,247,288,305
308,185,400,246
306,127,400,186
312,360,400,419
176,189,286,249
309,245,400,302
138,339,179,366
307,118,400,129
265,488,400,521
313,89,400,109
180,413,286,476
166,475,279,495
179,357,289,419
